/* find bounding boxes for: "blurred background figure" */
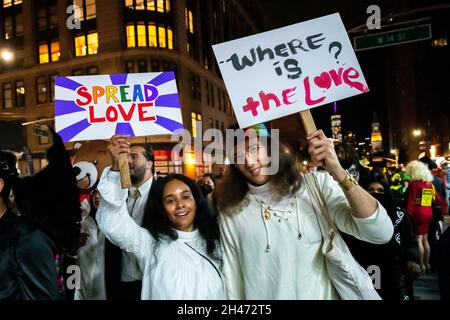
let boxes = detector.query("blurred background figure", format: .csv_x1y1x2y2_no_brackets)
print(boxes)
335,142,371,187
390,171,411,208
75,186,106,300
404,161,434,274
341,173,420,300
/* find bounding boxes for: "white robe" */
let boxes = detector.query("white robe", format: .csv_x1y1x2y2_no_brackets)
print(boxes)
96,169,225,300
218,172,394,299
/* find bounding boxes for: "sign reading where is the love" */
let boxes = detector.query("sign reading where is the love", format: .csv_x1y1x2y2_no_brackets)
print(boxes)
55,72,183,142
213,13,369,129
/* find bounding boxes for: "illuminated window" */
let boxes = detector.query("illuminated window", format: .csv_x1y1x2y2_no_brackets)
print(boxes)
158,26,166,48
2,83,12,109
191,112,202,138
167,27,173,49
39,43,49,64
36,76,47,104
75,35,86,56
135,0,145,10
147,0,155,10
39,41,59,64
87,32,98,54
126,24,135,47
185,9,194,34
147,23,156,47
156,0,164,12
137,24,147,47
50,41,60,61
73,0,96,21
75,32,98,56
3,0,21,8
15,81,25,108
126,0,170,12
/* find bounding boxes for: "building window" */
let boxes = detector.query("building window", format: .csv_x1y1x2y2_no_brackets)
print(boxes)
126,0,170,13
211,83,215,107
191,112,202,138
189,73,201,102
125,60,135,73
15,81,25,108
39,40,60,64
73,0,96,21
50,74,57,102
185,8,194,34
3,11,23,40
215,120,219,130
126,22,172,49
71,67,97,76
72,69,84,76
36,76,47,104
205,80,212,106
87,66,98,75
74,32,98,56
2,0,22,8
37,2,57,31
138,60,147,72
2,83,12,109
150,60,160,71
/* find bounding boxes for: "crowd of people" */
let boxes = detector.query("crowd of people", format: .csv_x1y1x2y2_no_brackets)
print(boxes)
1,125,449,301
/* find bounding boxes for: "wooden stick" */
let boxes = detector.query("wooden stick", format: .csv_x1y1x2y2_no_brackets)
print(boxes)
299,110,317,135
118,153,132,189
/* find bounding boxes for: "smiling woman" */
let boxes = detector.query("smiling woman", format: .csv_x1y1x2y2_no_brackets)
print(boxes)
96,173,225,300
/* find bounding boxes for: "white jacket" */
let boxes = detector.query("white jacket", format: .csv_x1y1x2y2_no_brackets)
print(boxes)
218,172,394,300
96,169,225,300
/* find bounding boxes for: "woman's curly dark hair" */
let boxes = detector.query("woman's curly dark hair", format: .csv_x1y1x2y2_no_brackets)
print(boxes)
142,174,220,257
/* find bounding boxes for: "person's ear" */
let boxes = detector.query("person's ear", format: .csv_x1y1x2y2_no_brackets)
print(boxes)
0,178,4,194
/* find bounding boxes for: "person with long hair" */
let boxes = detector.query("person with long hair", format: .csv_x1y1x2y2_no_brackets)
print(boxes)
404,160,435,273
215,127,393,299
96,170,224,299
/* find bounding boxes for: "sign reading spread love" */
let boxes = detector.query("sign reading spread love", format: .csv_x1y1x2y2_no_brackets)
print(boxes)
213,13,369,128
55,72,183,142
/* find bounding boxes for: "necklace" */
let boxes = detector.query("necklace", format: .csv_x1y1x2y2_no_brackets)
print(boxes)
251,193,295,222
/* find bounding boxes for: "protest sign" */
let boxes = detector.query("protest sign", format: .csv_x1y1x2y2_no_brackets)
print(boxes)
213,13,369,129
55,72,183,142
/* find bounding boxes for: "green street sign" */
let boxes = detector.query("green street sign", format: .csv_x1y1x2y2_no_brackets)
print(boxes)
353,24,432,51
32,125,49,137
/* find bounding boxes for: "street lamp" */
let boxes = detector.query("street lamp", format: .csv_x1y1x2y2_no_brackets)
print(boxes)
413,129,422,137
1,49,14,62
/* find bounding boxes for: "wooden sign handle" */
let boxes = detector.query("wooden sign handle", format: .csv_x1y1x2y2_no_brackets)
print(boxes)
299,110,317,135
118,153,132,189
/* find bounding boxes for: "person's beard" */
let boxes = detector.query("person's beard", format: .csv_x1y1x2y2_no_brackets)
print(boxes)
130,164,146,185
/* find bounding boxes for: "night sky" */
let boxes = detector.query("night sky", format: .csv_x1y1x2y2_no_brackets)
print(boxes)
259,0,449,141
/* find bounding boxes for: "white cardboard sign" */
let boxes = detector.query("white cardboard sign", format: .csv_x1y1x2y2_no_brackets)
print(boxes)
213,13,369,128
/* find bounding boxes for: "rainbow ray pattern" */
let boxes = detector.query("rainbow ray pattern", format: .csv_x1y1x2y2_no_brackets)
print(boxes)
55,72,183,142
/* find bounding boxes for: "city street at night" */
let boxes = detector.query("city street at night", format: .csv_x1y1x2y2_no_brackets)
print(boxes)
0,0,449,308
